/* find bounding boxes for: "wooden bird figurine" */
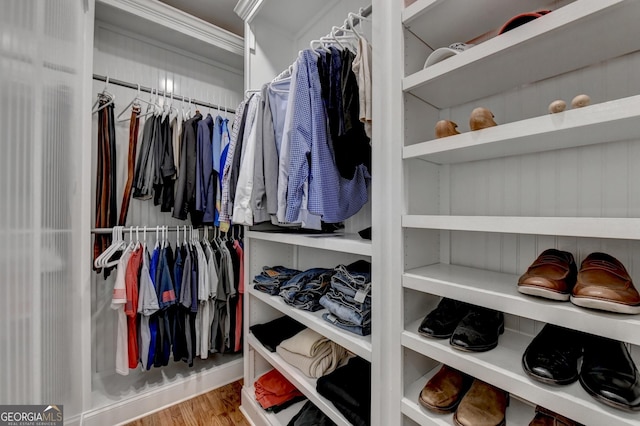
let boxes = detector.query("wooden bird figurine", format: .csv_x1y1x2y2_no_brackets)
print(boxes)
435,120,460,138
548,100,567,114
469,107,497,131
571,94,591,109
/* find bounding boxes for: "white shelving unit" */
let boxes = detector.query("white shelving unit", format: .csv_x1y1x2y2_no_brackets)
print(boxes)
395,0,640,425
237,1,377,425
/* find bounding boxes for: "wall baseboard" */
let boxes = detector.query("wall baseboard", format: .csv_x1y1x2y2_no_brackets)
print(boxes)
80,358,243,426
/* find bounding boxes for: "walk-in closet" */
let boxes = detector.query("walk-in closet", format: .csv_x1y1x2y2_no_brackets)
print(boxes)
3,1,640,426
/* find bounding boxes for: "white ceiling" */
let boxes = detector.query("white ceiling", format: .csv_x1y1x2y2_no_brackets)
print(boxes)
159,0,245,36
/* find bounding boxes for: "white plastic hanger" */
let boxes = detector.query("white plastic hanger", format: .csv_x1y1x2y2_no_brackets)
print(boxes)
117,83,151,122
92,76,115,114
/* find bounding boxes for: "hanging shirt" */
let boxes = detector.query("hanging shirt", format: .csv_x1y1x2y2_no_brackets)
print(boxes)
172,245,185,362
133,116,156,200
137,248,159,371
124,246,143,369
196,114,215,224
195,242,210,359
173,113,203,223
285,49,370,224
233,93,263,226
112,250,132,376
233,240,244,352
353,36,372,139
147,246,160,369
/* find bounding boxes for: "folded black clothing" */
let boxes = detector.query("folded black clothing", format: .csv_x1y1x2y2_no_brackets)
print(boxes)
249,316,306,352
316,356,371,425
266,395,308,414
345,259,372,274
358,227,371,240
287,400,337,426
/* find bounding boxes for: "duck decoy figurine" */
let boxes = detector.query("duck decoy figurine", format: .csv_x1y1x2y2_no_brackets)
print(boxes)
435,120,460,138
469,107,497,131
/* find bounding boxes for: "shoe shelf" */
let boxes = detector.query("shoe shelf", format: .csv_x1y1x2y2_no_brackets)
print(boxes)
247,334,353,426
240,386,306,426
249,286,373,361
402,365,535,426
246,230,372,257
403,263,640,346
403,94,640,164
402,215,640,241
402,0,640,108
402,0,556,50
402,321,639,426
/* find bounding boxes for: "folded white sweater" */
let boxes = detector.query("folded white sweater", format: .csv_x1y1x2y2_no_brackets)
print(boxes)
276,328,350,378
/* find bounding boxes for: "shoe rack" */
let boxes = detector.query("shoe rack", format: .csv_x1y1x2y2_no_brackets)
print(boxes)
236,1,377,425
396,0,640,425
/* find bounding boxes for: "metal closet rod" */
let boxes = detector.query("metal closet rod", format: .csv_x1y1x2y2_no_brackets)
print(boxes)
91,225,237,235
92,74,236,114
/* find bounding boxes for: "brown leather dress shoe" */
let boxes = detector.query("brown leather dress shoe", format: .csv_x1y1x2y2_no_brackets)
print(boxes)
518,249,577,301
529,406,583,426
453,380,508,426
419,365,472,413
571,252,640,314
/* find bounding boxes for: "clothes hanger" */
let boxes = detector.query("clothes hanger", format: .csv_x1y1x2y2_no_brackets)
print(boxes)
138,87,157,119
102,226,129,268
117,83,150,122
91,76,115,114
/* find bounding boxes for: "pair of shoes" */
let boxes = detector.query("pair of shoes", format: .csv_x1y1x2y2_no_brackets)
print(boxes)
419,365,508,426
418,298,504,352
434,107,497,138
523,324,640,411
548,94,591,113
528,405,583,426
518,250,640,314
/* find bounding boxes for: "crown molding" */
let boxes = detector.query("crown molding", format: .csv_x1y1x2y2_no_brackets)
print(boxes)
234,0,264,22
97,0,243,56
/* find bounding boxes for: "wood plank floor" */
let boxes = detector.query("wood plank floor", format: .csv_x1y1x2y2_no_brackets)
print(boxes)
125,380,250,426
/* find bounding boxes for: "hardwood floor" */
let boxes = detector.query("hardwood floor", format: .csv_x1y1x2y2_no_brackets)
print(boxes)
125,380,250,426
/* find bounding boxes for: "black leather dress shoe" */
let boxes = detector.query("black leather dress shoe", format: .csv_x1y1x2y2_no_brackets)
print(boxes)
418,298,471,339
450,306,504,352
522,324,583,385
579,334,640,411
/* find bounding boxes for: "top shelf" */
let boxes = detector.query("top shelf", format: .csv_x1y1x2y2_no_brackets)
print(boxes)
95,0,244,71
403,0,640,108
403,0,557,49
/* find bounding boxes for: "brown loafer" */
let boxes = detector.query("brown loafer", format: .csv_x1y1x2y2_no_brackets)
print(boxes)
419,365,472,413
453,380,508,426
529,405,583,426
571,252,640,314
518,249,577,301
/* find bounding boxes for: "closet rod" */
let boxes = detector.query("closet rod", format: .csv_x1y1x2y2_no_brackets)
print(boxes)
91,226,239,235
336,4,371,36
92,74,236,114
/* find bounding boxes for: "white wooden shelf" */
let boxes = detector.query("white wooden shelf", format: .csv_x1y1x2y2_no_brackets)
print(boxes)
247,334,353,426
403,95,640,164
402,0,640,108
402,366,535,426
402,0,555,50
402,321,640,426
402,215,640,240
246,231,372,257
240,387,306,426
250,287,372,361
95,0,243,71
404,263,640,346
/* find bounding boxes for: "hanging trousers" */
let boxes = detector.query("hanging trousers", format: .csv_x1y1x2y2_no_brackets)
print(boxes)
93,100,117,269
118,105,140,226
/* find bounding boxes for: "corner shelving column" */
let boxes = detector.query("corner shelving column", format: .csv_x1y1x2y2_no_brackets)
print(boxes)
397,0,640,425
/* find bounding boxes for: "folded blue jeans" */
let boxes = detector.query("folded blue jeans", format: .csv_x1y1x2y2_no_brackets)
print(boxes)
253,265,301,295
319,293,371,327
279,268,333,311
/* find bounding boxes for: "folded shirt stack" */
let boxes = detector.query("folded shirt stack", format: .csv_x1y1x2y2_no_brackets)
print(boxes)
320,260,372,336
254,369,306,413
279,268,335,311
254,265,302,295
316,356,371,426
276,328,351,378
287,400,336,426
249,316,307,352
